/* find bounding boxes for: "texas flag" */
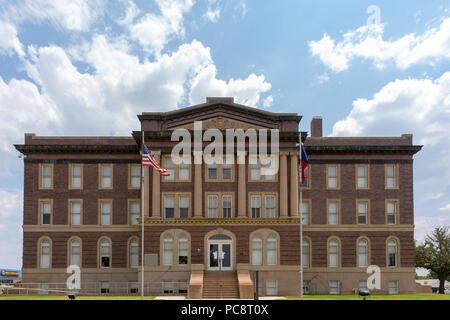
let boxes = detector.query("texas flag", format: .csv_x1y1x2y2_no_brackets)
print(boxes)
300,143,309,184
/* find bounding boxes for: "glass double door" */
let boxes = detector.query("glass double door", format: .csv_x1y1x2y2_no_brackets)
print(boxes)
208,241,232,270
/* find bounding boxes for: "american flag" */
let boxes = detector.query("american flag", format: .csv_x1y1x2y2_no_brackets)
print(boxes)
142,144,170,176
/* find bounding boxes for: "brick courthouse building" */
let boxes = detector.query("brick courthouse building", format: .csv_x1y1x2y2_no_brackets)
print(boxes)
15,97,421,297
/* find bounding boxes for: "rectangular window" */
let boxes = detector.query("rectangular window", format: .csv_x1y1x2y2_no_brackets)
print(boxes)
357,201,368,225
100,165,112,189
129,201,140,225
179,161,190,181
265,195,276,218
178,281,188,294
329,280,339,294
41,164,53,189
251,196,261,218
130,165,141,188
70,165,82,189
388,280,398,294
301,166,309,188
387,201,397,224
70,201,81,225
386,165,398,189
40,241,50,268
164,196,175,218
163,281,174,294
179,196,189,218
163,239,173,266
178,239,188,265
327,165,339,189
266,280,278,295
130,242,139,268
302,242,310,268
356,165,368,189
359,280,368,290
100,201,111,225
40,201,51,225
100,281,110,294
164,157,175,181
301,200,309,225
222,163,232,180
303,280,310,294
207,195,218,218
207,164,218,180
222,195,232,218
39,283,49,295
250,160,261,181
129,282,138,294
328,201,339,225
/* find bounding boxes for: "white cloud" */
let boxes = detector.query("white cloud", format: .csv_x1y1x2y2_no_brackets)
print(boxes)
0,20,25,57
189,64,271,107
415,213,450,243
262,95,273,108
204,8,220,23
440,204,450,211
116,0,140,27
0,188,22,268
0,0,105,32
309,17,450,72
129,0,194,55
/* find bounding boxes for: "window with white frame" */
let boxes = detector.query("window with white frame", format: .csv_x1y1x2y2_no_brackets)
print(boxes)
264,195,276,218
266,235,277,265
302,240,310,268
222,195,232,218
222,163,232,180
130,165,140,188
179,161,190,181
207,163,218,180
69,239,81,267
386,165,397,188
266,280,278,295
100,239,111,268
356,165,368,189
100,165,112,188
250,159,261,180
251,235,263,265
328,201,338,225
40,239,51,268
70,165,82,189
40,201,51,225
207,195,219,218
388,280,398,294
328,239,339,267
327,165,338,189
358,239,369,267
178,235,188,265
70,201,81,225
387,239,398,267
164,196,175,218
357,201,368,225
129,282,138,294
329,280,340,294
359,280,368,290
163,281,174,294
164,157,175,181
100,281,109,294
163,236,174,266
129,239,139,268
130,201,140,225
41,164,52,188
251,195,261,218
387,201,397,224
100,201,111,225
301,200,309,225
179,196,189,218
303,280,310,294
39,282,49,295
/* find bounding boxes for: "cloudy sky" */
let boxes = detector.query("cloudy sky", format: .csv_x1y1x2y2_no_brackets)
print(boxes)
0,0,449,270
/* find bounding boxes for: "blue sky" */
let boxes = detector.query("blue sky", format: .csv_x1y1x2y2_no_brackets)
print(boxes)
0,0,449,270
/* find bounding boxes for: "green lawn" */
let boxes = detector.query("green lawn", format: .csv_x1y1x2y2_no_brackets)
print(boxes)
283,294,450,300
0,295,156,300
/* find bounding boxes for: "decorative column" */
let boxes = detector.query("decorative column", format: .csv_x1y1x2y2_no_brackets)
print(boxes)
151,151,161,218
238,152,246,217
144,166,150,217
194,151,203,218
290,152,299,217
279,152,288,217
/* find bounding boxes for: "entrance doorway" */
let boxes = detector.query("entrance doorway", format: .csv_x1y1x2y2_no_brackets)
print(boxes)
207,234,233,271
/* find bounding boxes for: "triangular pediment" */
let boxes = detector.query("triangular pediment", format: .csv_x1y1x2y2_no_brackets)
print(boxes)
171,116,268,130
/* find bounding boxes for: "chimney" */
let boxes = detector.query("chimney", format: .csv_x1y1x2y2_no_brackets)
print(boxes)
310,117,322,138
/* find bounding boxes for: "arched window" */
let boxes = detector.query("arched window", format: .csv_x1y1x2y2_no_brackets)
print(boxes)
358,239,368,267
69,239,81,267
251,235,263,266
328,239,339,267
129,239,139,268
39,239,51,268
99,239,111,268
163,235,174,266
178,235,188,265
387,239,398,267
266,235,277,265
302,239,310,268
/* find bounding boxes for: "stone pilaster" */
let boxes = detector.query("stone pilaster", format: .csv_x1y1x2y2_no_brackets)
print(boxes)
144,167,150,217
151,151,161,218
279,152,288,217
194,152,203,218
238,152,247,217
290,152,299,217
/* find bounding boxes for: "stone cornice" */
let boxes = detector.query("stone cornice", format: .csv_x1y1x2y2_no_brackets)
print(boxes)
305,145,422,155
14,144,139,154
140,217,301,225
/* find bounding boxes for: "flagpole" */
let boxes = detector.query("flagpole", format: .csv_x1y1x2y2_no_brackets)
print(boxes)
141,131,145,301
299,137,304,301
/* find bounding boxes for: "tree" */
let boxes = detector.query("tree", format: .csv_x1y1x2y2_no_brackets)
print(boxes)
415,226,450,294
